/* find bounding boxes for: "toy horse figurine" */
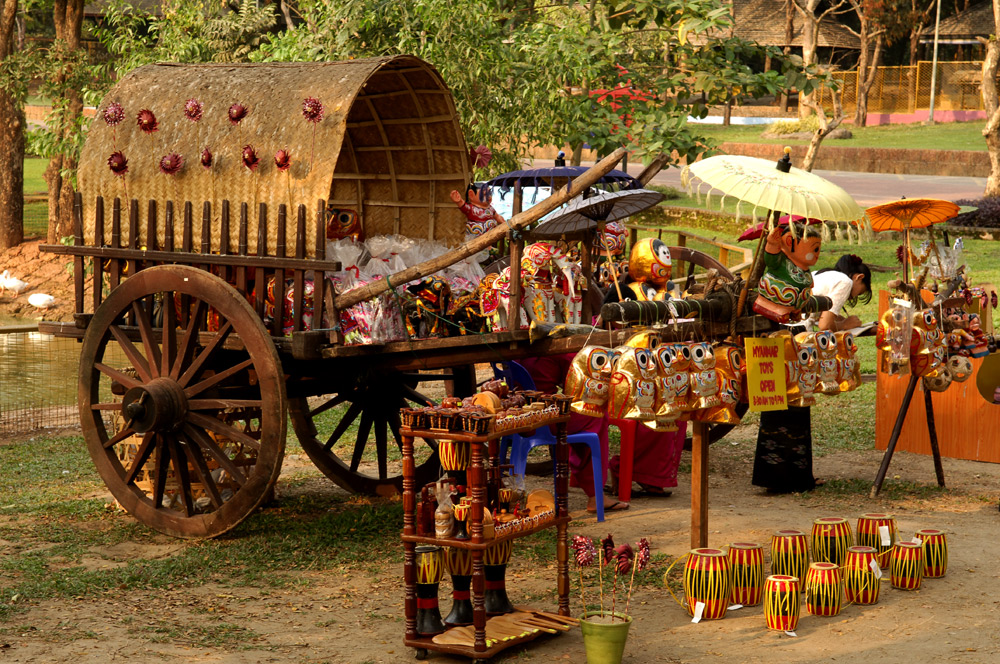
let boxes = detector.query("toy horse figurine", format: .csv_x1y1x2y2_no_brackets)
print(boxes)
752,216,824,324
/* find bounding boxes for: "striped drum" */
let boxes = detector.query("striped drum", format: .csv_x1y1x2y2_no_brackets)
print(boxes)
483,540,514,615
682,548,732,620
727,542,765,606
770,530,809,585
844,546,880,605
856,513,897,568
915,529,948,578
763,575,800,632
811,517,853,567
444,548,474,626
414,545,446,635
804,562,842,617
890,541,924,591
438,440,470,471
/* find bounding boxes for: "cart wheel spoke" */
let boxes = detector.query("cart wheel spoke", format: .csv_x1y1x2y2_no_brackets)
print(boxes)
178,321,233,388
184,358,254,398
124,431,157,485
132,300,162,377
310,392,351,419
183,423,248,487
94,363,141,391
187,412,261,452
324,400,363,452
108,325,153,383
350,411,375,474
172,299,206,380
167,435,196,517
179,431,224,510
388,408,404,451
151,436,171,509
103,425,137,450
159,291,176,378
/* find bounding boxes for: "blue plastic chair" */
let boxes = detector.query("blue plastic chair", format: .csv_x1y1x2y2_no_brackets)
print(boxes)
491,361,605,522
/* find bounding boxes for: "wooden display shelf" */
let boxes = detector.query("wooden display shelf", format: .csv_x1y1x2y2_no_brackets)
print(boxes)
402,515,572,550
400,402,571,659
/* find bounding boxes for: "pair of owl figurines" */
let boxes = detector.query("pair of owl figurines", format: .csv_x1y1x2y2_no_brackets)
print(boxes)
564,338,746,430
876,306,951,383
773,328,860,408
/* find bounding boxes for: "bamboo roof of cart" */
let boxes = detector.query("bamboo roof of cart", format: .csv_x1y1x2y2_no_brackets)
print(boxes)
78,56,473,256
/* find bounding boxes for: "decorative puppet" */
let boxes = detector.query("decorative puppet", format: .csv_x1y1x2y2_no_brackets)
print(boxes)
566,346,615,417
450,183,505,238
607,347,658,422
687,342,720,411
753,216,824,324
796,330,840,395
834,331,861,392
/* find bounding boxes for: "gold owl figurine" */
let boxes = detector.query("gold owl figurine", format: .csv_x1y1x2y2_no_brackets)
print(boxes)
910,308,945,378
566,346,615,417
791,337,818,408
695,344,744,424
795,330,840,395
877,305,912,374
607,347,659,422
686,342,720,411
834,331,861,392
648,345,681,431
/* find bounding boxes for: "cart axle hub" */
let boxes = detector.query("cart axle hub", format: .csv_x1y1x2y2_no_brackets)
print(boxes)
122,378,189,433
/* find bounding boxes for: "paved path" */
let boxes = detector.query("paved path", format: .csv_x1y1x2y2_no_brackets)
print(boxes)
525,159,988,205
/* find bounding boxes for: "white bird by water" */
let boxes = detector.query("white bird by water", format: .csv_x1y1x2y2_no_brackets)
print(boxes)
28,293,56,310
0,270,30,298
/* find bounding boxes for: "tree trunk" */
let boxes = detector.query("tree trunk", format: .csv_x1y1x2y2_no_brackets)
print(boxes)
854,36,884,128
800,89,845,172
46,0,85,244
980,5,1000,197
0,0,24,251
796,0,820,119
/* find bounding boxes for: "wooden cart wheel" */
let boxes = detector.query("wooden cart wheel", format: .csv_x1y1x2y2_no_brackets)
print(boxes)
79,265,285,539
288,369,442,496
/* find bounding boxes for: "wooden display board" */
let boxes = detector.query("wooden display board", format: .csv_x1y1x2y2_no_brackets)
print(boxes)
874,289,1000,463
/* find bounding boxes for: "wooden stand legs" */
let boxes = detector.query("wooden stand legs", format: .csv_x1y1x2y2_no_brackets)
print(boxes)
691,421,710,549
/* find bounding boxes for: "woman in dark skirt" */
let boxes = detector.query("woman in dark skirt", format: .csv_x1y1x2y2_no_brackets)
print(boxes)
751,254,872,493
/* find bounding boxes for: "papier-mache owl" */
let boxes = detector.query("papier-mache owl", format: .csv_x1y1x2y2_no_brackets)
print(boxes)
834,330,861,392
607,347,659,422
877,303,912,374
910,308,945,378
686,342,720,411
773,331,815,408
624,238,672,301
648,345,682,431
795,330,839,396
694,344,744,424
565,346,615,417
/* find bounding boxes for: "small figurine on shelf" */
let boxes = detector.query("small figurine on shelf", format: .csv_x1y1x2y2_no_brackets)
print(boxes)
434,480,455,539
751,215,825,324
450,182,506,238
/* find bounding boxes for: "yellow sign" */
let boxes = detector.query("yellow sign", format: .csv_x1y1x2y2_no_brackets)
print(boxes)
744,337,788,412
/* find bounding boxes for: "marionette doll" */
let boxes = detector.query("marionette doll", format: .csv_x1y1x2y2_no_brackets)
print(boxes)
753,216,824,324
450,183,506,237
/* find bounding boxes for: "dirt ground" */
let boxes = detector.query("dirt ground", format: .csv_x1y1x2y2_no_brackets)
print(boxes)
0,240,81,323
2,425,999,664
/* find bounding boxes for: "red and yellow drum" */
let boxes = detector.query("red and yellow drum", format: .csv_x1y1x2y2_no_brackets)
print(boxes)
811,517,853,567
804,562,842,617
682,548,732,620
856,513,897,568
771,530,809,585
844,546,880,605
915,529,948,578
415,545,446,635
727,542,764,607
764,575,800,631
890,541,924,591
438,440,470,471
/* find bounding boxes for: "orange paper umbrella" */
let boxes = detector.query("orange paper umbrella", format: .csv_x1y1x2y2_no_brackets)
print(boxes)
865,198,960,282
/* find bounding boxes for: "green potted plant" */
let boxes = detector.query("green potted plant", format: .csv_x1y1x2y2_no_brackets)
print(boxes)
572,534,651,664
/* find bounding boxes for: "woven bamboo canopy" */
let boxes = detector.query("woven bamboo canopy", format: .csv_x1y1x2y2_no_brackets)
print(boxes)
78,55,472,255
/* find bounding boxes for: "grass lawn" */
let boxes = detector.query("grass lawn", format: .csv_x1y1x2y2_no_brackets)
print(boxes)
696,118,988,152
24,157,47,194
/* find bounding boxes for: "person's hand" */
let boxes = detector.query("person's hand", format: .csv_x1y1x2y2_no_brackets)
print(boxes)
449,190,463,205
840,315,862,330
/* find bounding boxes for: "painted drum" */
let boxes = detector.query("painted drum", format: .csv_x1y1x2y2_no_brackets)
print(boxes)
771,530,809,587
728,542,765,607
683,548,732,621
764,575,800,632
890,541,924,591
811,517,853,567
915,529,948,578
856,513,897,568
804,562,842,617
844,546,880,605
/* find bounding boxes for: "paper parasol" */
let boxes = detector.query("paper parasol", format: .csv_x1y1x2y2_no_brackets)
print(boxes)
865,198,960,232
529,188,664,239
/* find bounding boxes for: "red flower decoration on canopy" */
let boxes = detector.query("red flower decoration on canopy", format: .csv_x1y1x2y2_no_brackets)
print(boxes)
108,151,128,176
228,103,248,125
137,109,159,133
103,103,125,127
184,99,203,122
242,144,260,171
302,97,324,123
470,145,492,170
201,147,213,169
274,149,291,172
159,153,184,176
